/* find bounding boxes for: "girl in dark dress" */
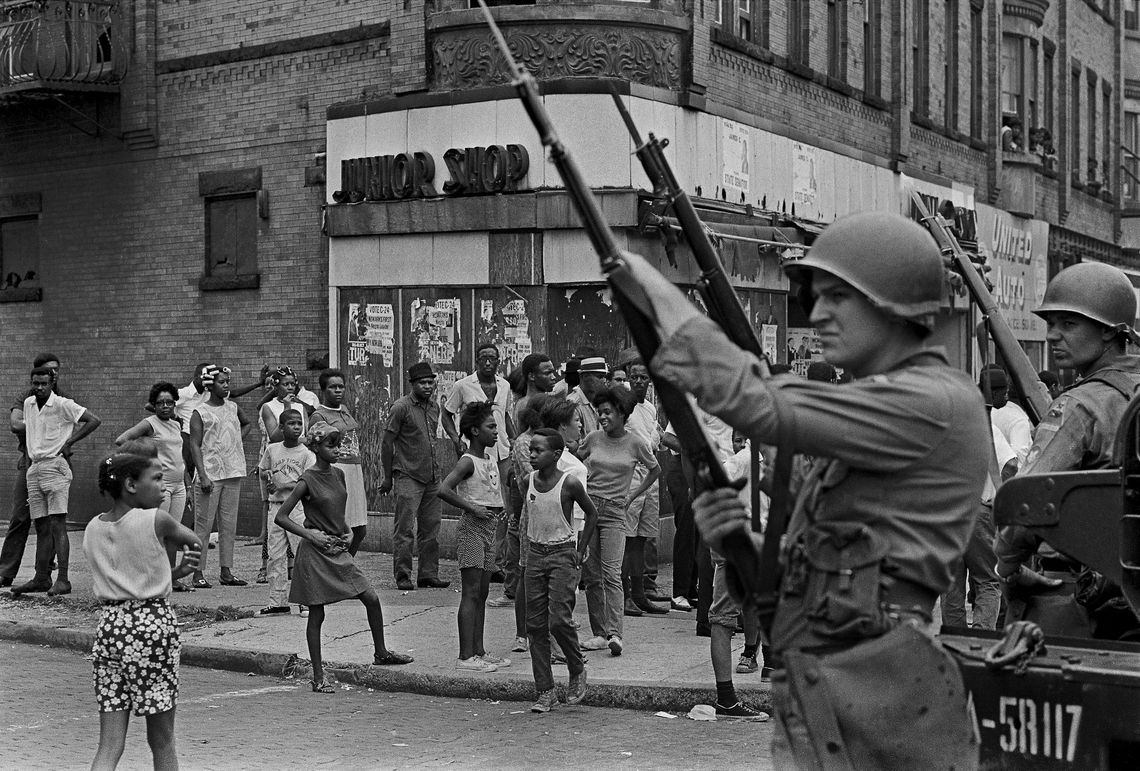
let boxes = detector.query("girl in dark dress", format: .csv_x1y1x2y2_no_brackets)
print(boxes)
274,423,412,692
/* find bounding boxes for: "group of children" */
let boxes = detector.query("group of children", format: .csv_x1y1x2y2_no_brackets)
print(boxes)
84,397,412,769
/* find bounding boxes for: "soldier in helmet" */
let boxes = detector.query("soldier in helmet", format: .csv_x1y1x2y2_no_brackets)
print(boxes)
621,211,988,769
995,262,1140,638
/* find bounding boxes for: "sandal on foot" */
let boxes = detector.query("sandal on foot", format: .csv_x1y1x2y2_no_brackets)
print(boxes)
310,679,336,693
373,650,414,665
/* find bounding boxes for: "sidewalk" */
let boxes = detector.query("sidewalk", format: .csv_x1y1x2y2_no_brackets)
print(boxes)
0,528,770,713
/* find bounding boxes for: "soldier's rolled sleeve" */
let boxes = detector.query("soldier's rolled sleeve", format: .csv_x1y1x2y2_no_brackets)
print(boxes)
652,317,954,472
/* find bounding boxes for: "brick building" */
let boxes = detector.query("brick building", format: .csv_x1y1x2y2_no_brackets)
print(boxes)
0,0,1133,530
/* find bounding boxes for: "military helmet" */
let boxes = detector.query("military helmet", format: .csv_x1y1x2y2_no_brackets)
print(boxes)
783,212,944,333
1033,262,1139,341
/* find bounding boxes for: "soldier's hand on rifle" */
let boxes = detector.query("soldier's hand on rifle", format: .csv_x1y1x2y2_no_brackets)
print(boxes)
621,251,702,339
693,487,756,556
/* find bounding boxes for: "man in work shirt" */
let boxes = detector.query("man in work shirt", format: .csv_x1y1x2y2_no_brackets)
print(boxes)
625,211,988,769
382,362,449,591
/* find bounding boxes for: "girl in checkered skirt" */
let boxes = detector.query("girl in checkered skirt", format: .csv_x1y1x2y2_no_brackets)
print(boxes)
83,441,202,770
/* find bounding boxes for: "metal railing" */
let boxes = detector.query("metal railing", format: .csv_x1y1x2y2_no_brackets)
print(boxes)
0,0,127,90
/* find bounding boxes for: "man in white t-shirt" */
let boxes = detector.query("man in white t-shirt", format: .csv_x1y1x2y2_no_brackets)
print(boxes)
984,367,1033,467
11,366,101,597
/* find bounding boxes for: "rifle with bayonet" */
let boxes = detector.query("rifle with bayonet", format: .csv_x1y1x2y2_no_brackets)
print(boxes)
910,191,1050,425
473,0,765,601
607,93,793,628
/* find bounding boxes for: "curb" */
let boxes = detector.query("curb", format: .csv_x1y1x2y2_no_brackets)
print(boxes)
0,619,772,713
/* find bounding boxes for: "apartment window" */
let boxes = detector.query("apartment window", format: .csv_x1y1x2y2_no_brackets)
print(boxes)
1043,43,1054,136
1126,0,1138,30
1001,35,1023,120
864,0,882,96
1028,40,1038,131
720,0,770,47
828,0,848,80
1125,111,1139,201
1071,68,1081,178
969,1,983,137
1103,84,1112,188
1088,75,1097,180
789,0,810,65
912,0,930,116
944,0,959,130
0,217,39,294
205,195,258,279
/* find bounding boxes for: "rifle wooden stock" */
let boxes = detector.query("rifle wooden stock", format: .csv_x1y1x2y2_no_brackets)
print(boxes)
910,191,1050,425
474,0,764,598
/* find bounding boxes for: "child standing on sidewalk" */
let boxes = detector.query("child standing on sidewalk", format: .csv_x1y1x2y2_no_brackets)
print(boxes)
439,402,510,673
256,409,314,616
274,423,413,693
523,429,598,713
84,443,202,770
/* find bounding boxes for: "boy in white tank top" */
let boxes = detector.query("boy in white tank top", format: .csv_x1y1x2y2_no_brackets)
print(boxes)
521,429,598,713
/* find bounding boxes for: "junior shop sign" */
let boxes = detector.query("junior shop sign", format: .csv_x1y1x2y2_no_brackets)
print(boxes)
976,204,1049,341
332,144,530,203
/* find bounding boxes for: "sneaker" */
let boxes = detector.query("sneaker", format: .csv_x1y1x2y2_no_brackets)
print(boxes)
487,595,515,608
255,569,268,584
530,689,557,713
671,597,693,612
607,635,623,656
736,654,759,674
480,653,512,668
566,669,588,705
456,656,498,673
580,635,608,651
511,636,529,653
299,605,309,617
715,701,770,721
257,605,290,616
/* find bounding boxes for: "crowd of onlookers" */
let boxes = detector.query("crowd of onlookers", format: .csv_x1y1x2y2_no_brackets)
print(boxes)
0,347,1055,714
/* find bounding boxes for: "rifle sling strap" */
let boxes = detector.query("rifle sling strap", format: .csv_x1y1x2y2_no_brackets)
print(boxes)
756,384,796,628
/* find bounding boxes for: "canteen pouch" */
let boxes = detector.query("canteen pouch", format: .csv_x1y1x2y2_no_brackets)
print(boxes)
777,624,979,771
787,521,893,641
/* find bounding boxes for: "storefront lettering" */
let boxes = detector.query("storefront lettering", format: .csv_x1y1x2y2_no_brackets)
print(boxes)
333,144,530,203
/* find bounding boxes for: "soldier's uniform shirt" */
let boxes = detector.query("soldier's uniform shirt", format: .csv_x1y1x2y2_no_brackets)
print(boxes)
996,355,1140,571
653,316,990,652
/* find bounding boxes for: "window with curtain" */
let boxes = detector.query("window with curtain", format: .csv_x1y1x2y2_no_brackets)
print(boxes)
912,0,929,116
864,0,882,96
1001,35,1023,119
969,2,983,137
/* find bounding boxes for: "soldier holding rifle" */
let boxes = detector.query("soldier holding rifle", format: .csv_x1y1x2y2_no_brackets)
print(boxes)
624,213,989,769
994,262,1140,638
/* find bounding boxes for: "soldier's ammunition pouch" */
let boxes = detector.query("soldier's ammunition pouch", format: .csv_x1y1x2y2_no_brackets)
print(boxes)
778,624,979,771
780,521,894,644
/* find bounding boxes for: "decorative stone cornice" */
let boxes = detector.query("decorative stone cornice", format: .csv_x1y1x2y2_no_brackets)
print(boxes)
1003,0,1049,27
429,8,687,91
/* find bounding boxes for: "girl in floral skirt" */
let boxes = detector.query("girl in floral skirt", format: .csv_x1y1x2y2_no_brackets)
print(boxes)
84,442,202,770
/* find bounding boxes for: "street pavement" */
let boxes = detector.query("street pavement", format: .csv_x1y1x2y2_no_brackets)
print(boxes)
0,529,770,715
0,641,775,770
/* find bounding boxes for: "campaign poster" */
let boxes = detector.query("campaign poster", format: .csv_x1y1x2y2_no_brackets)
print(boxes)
721,118,751,203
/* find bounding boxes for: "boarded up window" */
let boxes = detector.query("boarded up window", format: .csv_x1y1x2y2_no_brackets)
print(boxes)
0,217,39,289
205,195,257,276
